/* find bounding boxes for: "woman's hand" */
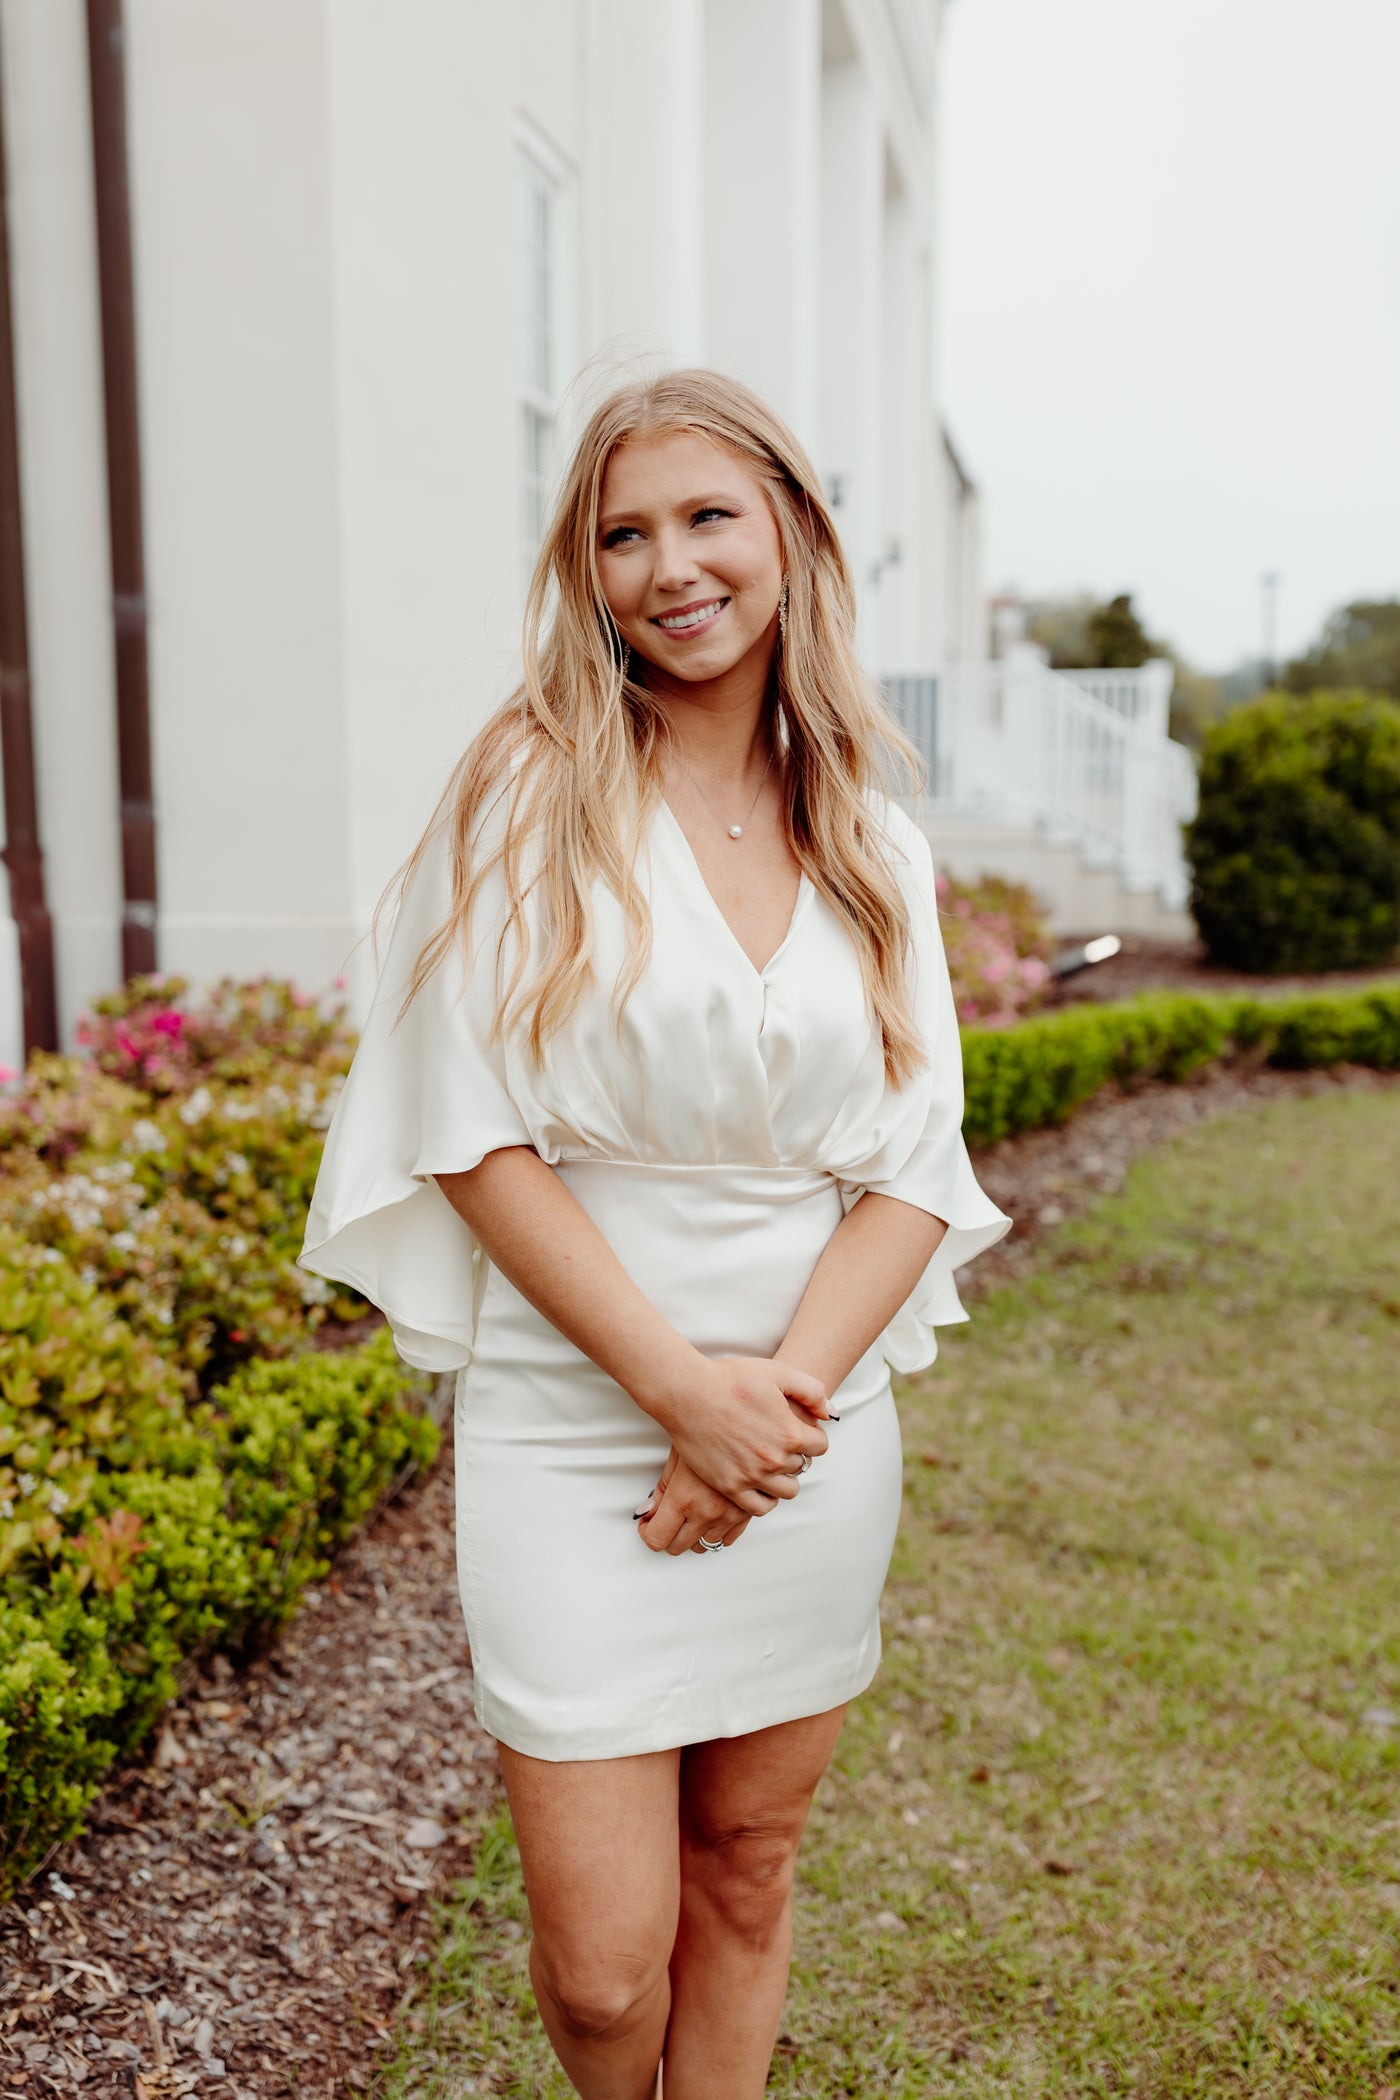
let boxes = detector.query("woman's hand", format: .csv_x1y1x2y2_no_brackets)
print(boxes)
659,1354,831,1515
634,1448,752,1557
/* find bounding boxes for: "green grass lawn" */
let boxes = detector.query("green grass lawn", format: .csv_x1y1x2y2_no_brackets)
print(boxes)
384,1091,1400,2098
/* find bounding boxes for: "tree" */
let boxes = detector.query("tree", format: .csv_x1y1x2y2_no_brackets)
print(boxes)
1085,593,1156,669
1282,598,1400,699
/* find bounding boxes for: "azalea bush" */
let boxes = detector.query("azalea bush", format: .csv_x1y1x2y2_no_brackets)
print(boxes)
0,980,365,1376
0,974,442,1899
75,972,356,1095
936,870,1054,1026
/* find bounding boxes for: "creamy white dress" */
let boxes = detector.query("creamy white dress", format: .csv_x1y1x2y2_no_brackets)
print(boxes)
298,791,1010,1759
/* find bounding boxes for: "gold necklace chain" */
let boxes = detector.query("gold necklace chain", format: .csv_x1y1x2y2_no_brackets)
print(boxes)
671,748,775,840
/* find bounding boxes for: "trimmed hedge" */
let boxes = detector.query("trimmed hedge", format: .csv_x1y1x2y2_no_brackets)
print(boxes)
0,1276,436,1900
960,984,1400,1147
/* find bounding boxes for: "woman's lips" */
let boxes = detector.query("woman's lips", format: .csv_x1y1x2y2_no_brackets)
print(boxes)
651,597,729,640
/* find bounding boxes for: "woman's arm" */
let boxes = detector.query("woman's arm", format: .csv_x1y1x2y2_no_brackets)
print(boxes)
433,1147,832,1542
638,1191,949,1555
776,1190,949,1393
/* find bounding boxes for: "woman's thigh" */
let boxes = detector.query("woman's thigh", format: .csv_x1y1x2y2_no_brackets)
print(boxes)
678,1704,849,1872
499,1742,683,1982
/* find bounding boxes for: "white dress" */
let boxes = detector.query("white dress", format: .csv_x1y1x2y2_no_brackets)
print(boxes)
298,792,1010,1760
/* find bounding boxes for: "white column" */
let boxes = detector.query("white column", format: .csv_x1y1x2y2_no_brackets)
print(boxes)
580,0,706,373
324,0,518,993
1,0,123,1045
817,57,883,655
125,0,355,994
703,0,821,446
879,179,923,671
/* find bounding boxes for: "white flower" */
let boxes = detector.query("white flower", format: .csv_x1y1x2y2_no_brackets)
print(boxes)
178,1085,214,1126
129,1118,166,1154
0,1500,14,1520
48,1488,69,1516
296,1271,333,1306
224,1151,249,1177
110,1231,139,1254
17,1474,38,1497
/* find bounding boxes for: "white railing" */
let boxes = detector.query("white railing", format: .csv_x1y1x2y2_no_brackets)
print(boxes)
884,645,1198,908
1058,658,1174,736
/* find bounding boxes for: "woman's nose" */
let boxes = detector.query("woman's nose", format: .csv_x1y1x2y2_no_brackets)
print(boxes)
651,530,699,591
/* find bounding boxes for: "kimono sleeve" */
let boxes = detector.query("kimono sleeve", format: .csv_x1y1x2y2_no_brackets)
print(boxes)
844,812,1013,1373
297,822,532,1372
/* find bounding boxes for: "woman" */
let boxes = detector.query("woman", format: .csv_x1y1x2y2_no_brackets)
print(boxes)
299,369,1010,2099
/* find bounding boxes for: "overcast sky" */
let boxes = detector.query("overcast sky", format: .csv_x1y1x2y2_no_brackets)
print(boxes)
938,0,1400,672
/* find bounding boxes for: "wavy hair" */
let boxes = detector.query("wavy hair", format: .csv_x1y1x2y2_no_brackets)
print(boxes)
384,367,927,1083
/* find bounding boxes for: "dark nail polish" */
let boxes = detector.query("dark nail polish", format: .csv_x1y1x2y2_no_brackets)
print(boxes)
828,1412,842,1421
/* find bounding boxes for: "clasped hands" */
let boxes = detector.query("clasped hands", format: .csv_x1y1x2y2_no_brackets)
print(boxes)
634,1354,834,1558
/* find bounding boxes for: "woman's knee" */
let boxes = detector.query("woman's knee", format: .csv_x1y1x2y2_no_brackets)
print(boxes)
680,1817,800,1943
532,1937,668,2042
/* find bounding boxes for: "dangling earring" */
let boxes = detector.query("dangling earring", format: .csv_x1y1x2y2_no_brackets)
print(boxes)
620,641,631,681
777,575,790,645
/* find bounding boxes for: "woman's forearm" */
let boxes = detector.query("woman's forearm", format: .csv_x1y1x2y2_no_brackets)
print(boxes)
435,1147,703,1429
777,1191,948,1395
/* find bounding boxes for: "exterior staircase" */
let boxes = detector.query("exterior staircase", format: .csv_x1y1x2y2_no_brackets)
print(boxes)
884,646,1198,938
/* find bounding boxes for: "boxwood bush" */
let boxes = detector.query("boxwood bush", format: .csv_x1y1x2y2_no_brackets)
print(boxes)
0,1236,435,1899
960,984,1400,1146
1184,690,1400,971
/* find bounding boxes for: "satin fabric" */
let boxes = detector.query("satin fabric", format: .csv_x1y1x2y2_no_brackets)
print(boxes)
299,791,1011,1757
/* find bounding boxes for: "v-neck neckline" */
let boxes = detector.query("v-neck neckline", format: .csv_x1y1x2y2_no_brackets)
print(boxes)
655,798,812,981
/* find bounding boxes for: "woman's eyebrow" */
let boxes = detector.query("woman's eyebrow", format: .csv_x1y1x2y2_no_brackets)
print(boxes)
597,490,744,530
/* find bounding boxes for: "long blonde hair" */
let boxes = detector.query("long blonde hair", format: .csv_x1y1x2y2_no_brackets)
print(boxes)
386,368,927,1083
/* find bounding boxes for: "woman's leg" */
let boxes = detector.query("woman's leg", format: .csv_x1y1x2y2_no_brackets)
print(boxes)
661,1704,849,2100
497,1741,682,2100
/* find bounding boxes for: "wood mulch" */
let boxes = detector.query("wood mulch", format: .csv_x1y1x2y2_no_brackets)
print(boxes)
1045,933,1400,1008
2,1053,1397,2099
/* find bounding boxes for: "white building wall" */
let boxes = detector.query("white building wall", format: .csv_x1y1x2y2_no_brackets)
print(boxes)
2,0,982,1044
703,0,822,441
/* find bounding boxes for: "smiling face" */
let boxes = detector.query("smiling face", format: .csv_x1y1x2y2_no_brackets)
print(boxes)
596,428,785,690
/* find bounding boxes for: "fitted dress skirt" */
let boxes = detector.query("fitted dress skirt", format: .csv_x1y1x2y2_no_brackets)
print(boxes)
299,792,1012,1761
454,1161,905,1757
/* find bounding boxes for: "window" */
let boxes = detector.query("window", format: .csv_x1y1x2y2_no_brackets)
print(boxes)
517,136,566,553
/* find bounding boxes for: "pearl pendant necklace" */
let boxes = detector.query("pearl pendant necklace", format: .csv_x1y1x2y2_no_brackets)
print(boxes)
674,748,775,840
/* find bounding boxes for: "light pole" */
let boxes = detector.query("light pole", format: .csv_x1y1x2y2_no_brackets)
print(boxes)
1261,570,1280,688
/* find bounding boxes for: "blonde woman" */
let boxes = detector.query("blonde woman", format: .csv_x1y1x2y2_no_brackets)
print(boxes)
300,369,1009,2100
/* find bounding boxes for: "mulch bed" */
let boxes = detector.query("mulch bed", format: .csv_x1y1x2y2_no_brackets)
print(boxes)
1045,934,1400,1008
3,1054,1397,2099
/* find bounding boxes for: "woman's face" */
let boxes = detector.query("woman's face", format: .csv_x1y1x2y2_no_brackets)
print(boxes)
596,429,785,687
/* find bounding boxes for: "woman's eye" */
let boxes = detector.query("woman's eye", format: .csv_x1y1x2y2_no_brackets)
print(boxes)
602,527,640,549
693,507,732,526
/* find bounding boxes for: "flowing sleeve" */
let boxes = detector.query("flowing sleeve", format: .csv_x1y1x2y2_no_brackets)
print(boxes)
841,806,1013,1373
297,819,532,1373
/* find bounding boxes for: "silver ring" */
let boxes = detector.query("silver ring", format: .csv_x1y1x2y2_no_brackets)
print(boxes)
796,1453,812,1474
698,1534,726,1552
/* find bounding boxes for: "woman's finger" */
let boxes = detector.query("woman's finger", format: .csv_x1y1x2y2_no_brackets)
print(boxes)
770,1360,829,1416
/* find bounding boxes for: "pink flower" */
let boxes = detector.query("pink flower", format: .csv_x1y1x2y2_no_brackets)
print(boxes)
116,1031,141,1062
152,1010,184,1039
0,1064,17,1084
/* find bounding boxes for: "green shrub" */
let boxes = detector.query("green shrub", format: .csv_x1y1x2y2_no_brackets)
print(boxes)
0,1055,362,1376
1184,690,1400,971
75,972,356,1095
0,1298,436,1900
960,984,1400,1146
